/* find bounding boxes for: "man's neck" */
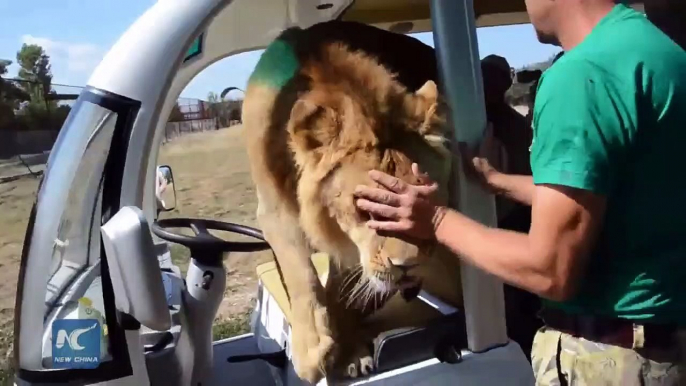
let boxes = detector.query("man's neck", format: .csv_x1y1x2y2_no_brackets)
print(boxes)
556,2,617,51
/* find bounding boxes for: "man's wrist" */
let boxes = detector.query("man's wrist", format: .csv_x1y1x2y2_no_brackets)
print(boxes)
486,171,507,196
431,205,449,238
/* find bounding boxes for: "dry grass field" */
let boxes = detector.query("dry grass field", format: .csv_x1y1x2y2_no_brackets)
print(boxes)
157,126,273,322
0,125,270,383
0,176,38,382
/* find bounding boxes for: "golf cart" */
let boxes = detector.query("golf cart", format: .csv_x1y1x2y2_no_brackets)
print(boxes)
9,0,644,385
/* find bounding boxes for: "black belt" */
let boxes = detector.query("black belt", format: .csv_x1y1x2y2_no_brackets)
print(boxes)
538,307,677,349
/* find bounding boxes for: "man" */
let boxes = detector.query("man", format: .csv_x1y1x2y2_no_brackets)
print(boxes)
481,54,542,361
155,166,168,213
354,1,686,384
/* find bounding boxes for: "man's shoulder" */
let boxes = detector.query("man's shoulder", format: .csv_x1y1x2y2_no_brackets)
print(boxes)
539,56,593,81
540,5,684,83
533,5,686,121
534,58,601,107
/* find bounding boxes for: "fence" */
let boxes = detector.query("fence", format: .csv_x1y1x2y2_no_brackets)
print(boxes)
163,97,243,143
0,129,59,159
175,97,210,121
0,78,81,160
163,118,218,143
0,85,244,160
169,97,242,126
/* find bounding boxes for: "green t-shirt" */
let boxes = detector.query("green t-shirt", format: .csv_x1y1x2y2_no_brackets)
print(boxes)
531,4,686,324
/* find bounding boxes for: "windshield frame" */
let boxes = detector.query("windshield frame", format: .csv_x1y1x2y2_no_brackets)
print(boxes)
14,86,141,383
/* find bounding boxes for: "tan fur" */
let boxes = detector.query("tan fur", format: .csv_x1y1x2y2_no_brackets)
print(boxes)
243,42,462,383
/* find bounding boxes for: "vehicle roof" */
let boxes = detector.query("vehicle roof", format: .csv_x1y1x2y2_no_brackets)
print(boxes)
341,0,645,32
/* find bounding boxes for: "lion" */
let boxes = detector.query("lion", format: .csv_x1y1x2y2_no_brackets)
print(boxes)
242,21,463,383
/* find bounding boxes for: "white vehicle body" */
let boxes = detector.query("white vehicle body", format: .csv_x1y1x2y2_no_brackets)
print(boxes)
11,0,645,385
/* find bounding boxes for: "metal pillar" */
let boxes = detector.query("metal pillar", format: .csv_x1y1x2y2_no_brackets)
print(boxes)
430,0,508,351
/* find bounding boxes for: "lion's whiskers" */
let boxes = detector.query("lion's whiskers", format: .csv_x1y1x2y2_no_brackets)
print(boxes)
348,277,371,308
340,265,363,291
338,265,366,307
338,262,399,312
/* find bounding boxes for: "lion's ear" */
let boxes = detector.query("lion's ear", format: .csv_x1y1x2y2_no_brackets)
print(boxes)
411,80,445,136
287,98,340,156
287,99,321,153
289,99,321,132
415,80,438,104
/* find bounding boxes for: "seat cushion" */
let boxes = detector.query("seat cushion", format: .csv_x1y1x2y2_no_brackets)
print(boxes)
256,252,330,322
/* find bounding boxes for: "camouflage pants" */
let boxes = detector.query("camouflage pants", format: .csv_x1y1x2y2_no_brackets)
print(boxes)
531,326,686,385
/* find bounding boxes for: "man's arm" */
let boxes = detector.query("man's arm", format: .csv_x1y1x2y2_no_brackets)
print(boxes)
462,129,534,206
355,59,620,300
440,60,617,299
434,184,604,300
488,173,535,206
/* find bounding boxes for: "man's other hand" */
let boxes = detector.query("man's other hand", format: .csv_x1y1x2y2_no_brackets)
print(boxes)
458,123,506,195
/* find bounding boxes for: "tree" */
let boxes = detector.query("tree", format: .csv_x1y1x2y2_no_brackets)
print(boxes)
16,44,53,106
0,60,30,130
0,44,72,139
13,44,70,131
207,92,221,104
205,92,226,126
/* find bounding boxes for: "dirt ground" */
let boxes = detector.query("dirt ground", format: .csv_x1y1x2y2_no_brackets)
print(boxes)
0,125,270,378
0,176,39,373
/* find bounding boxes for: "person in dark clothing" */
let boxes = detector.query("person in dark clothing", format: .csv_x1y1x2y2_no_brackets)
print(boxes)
481,55,533,178
645,0,686,50
518,51,564,132
515,68,542,130
481,55,534,233
480,55,541,362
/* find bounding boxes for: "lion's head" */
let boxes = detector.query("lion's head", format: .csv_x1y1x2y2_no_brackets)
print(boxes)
286,43,452,305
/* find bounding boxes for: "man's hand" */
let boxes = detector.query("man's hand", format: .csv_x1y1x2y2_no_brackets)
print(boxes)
460,144,503,195
354,164,447,240
458,123,506,195
459,124,535,206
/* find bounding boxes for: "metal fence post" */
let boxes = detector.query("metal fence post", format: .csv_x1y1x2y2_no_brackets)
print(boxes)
430,0,509,352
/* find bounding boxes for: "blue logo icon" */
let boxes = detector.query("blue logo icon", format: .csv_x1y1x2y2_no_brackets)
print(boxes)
52,319,101,369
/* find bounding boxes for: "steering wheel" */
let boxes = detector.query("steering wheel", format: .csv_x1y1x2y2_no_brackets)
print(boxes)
151,218,271,257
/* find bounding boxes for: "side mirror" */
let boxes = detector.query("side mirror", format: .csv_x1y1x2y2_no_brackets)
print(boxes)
156,165,177,212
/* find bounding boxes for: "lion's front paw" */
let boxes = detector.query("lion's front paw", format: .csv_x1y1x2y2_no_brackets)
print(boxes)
343,345,374,379
291,328,335,383
290,307,337,384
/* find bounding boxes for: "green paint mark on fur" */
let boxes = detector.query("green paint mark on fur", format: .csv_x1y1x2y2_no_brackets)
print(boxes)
249,38,299,90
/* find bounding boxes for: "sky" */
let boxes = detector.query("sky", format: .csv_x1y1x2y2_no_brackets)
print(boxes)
0,0,562,100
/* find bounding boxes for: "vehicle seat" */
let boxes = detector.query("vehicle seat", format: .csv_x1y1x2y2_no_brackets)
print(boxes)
253,253,467,377
255,252,330,323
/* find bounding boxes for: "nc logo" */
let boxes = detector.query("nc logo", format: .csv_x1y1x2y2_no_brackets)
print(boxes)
52,319,101,369
55,322,98,351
